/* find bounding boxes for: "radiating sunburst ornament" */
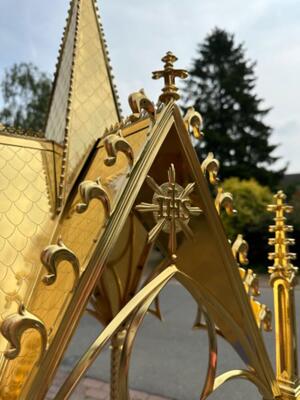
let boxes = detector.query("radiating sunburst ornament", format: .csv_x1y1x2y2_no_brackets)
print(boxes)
135,164,203,257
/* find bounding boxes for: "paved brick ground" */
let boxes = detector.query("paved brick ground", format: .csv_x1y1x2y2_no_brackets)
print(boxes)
46,370,169,400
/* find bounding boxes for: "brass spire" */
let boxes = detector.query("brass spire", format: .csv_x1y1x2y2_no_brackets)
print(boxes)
267,190,300,398
152,51,188,104
45,0,121,212
267,190,297,280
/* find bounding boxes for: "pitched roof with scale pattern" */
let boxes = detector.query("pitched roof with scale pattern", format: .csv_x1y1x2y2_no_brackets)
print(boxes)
0,2,123,396
45,0,121,210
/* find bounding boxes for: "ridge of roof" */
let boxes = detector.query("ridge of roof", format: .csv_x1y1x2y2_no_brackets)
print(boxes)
44,0,122,212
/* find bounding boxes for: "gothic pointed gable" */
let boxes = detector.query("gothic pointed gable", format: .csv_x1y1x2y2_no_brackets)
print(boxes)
23,100,279,399
0,35,282,397
45,0,121,210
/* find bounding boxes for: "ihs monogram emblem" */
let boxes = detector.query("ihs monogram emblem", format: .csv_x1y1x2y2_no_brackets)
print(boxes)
136,164,203,255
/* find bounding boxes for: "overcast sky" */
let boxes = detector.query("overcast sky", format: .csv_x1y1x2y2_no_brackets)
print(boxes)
0,0,299,172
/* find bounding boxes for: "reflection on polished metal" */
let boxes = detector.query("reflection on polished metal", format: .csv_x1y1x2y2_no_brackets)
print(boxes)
103,129,134,168
201,152,220,185
152,51,188,103
232,235,272,332
268,191,300,399
0,1,298,400
128,89,156,123
183,107,204,139
76,177,111,217
41,238,80,288
232,234,249,266
136,164,203,255
215,187,237,215
1,304,48,362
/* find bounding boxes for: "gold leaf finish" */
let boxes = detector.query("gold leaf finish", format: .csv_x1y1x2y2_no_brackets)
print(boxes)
104,130,134,168
238,267,260,297
45,0,120,208
267,191,300,396
184,107,204,140
1,304,47,362
215,187,237,215
20,101,279,400
152,51,188,103
128,89,156,122
136,163,203,255
232,234,249,266
232,235,271,331
54,266,178,399
201,152,219,185
250,300,272,332
0,136,56,357
76,177,111,218
268,190,298,283
41,238,80,288
17,119,149,399
0,5,290,396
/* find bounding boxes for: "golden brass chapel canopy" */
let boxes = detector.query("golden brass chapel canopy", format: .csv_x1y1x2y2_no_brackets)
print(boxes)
0,1,298,400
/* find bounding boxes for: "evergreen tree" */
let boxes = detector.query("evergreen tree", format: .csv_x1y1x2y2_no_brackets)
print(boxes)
183,28,285,189
0,63,51,132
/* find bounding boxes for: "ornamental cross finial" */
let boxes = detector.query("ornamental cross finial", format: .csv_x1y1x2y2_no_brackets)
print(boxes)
152,51,188,104
267,190,297,282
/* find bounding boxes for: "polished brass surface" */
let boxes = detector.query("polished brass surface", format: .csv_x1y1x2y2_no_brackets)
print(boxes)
128,89,156,124
136,164,203,254
201,152,220,185
232,234,249,266
24,115,151,399
87,210,157,399
76,177,111,217
103,129,134,168
41,238,80,288
232,235,272,331
183,107,204,139
215,187,237,215
22,100,280,399
0,1,298,398
0,1,123,397
0,96,282,399
1,304,47,362
44,0,121,211
0,134,58,399
152,51,188,104
268,191,300,399
110,329,127,400
54,266,178,400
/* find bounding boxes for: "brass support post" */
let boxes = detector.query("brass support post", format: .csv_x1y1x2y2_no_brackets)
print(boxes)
267,191,300,399
110,329,127,400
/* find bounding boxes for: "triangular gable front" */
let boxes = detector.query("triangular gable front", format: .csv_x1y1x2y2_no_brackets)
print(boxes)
22,102,280,399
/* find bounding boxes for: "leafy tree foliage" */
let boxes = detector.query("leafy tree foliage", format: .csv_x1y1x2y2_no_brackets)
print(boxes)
221,177,273,270
183,28,285,189
222,178,272,238
0,63,51,132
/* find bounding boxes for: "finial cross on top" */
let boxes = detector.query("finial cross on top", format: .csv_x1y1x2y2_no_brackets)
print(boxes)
152,51,188,104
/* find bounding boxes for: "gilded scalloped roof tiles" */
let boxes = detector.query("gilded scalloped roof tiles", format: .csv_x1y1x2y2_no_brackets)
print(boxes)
66,0,119,185
0,144,55,351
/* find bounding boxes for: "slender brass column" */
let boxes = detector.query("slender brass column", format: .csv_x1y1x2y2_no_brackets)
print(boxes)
267,191,300,399
110,329,127,400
